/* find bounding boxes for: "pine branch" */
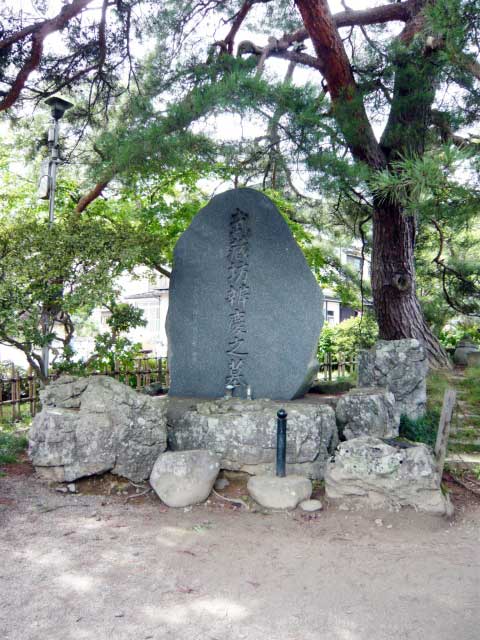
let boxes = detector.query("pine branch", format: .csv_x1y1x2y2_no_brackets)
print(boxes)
0,0,95,112
294,0,386,170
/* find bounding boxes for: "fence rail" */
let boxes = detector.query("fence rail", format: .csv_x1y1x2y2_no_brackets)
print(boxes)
0,357,169,421
0,352,356,421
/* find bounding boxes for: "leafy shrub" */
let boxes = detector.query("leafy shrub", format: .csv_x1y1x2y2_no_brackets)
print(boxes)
53,302,146,379
439,322,480,350
399,411,439,447
317,314,378,360
0,430,28,464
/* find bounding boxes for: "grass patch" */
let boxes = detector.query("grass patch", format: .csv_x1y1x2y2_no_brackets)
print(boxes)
399,411,439,448
458,366,480,409
310,376,356,394
454,428,479,440
0,430,28,464
426,370,453,412
0,414,31,465
448,442,480,454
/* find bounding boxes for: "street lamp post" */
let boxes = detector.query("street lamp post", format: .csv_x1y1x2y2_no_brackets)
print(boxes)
39,96,73,379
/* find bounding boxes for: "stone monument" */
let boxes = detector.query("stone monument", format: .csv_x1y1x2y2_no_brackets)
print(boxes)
166,188,323,400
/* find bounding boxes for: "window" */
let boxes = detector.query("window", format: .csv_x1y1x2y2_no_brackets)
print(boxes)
346,254,362,273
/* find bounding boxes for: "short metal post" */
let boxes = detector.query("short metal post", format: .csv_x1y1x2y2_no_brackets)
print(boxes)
276,409,287,477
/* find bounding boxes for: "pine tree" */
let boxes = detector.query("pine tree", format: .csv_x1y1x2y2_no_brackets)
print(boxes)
1,0,480,367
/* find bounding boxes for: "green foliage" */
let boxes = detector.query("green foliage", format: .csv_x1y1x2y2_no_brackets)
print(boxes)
0,203,144,375
399,411,439,447
0,424,28,465
427,370,453,411
459,366,480,409
54,302,147,375
2,0,480,353
370,147,480,323
439,323,480,349
90,334,143,372
0,362,27,378
105,302,147,337
369,147,474,209
317,315,378,360
0,140,171,377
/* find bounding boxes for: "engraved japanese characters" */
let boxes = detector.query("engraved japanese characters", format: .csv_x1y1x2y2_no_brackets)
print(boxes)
225,208,250,389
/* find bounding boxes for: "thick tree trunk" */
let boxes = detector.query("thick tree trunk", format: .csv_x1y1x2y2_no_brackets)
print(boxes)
294,0,450,369
371,201,451,368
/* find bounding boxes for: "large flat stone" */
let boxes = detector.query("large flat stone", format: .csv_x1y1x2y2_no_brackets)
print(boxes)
166,188,323,400
167,397,338,479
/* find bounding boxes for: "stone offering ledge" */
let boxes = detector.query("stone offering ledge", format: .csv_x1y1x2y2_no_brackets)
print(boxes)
167,396,339,480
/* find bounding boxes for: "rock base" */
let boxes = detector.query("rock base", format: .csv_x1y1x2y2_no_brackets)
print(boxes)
167,397,338,479
247,474,312,510
29,376,168,483
325,436,453,516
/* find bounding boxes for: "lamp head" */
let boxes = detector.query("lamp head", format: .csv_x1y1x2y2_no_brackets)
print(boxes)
44,95,74,120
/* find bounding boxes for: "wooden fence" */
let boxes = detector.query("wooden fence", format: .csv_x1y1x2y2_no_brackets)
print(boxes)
0,357,169,421
318,352,357,381
0,352,356,421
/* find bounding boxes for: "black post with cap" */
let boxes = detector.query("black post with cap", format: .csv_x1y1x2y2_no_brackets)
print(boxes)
276,409,287,477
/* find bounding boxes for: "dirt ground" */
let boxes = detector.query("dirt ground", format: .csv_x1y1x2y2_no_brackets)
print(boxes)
1,462,480,640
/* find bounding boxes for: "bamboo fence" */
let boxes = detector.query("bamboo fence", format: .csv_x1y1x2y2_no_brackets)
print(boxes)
0,357,169,421
0,353,355,420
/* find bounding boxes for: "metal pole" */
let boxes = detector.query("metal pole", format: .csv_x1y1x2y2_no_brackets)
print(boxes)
42,116,61,378
276,408,287,477
48,116,60,226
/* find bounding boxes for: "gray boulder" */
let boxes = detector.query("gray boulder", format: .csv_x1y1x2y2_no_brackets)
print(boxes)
453,339,479,365
149,450,220,507
358,339,428,419
29,375,167,482
247,474,312,510
335,388,399,440
325,436,452,516
167,397,338,479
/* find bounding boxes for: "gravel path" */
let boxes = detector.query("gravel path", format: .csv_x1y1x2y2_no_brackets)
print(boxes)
1,473,479,640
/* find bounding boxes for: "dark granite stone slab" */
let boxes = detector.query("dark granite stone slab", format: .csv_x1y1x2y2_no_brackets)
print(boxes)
166,188,323,400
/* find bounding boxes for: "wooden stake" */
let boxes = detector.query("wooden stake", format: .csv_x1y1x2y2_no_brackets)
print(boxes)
434,388,457,484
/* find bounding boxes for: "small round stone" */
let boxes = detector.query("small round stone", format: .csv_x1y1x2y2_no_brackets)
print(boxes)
247,475,312,510
299,499,323,512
